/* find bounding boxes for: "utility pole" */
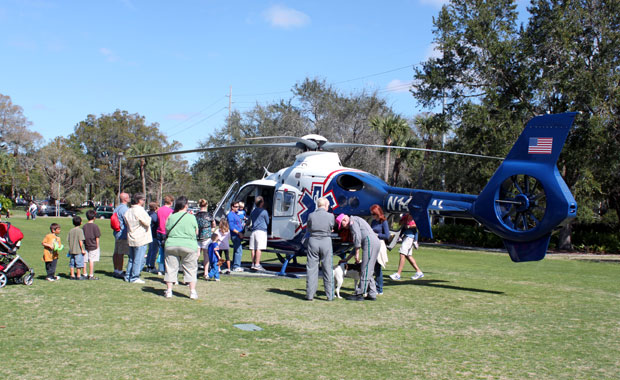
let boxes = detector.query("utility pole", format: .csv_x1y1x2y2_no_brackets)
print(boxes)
228,86,232,119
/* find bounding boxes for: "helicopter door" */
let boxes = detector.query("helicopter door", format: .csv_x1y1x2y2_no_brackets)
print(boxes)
271,188,300,240
213,181,239,223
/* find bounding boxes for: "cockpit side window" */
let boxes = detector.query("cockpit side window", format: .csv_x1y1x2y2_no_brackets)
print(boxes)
274,191,295,217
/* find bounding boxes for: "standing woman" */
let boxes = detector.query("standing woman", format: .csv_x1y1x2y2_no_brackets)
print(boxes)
195,199,215,278
369,204,390,295
164,196,200,300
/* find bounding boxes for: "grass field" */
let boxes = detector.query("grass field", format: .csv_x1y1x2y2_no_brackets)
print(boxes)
1,212,619,379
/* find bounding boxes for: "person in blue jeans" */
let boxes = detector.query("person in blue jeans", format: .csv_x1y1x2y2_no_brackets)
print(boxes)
370,204,390,295
227,202,244,272
207,232,221,281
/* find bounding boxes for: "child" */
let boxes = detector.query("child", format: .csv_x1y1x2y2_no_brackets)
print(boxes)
41,223,62,281
67,215,87,280
389,213,424,281
207,232,221,281
215,218,231,274
82,209,101,280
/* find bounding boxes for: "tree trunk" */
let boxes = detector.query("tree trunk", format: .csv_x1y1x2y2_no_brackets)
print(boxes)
557,223,573,251
384,147,391,183
390,155,401,187
158,165,163,206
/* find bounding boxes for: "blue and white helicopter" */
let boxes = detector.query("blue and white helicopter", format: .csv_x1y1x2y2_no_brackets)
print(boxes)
133,112,578,273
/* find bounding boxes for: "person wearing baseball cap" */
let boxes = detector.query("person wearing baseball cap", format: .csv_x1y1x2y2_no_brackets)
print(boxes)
337,213,381,301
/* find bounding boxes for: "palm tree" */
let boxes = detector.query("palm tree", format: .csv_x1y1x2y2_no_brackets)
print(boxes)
127,143,156,198
370,115,411,184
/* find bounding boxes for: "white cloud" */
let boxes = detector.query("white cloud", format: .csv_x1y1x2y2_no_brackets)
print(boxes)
262,5,310,29
385,79,413,93
99,47,120,62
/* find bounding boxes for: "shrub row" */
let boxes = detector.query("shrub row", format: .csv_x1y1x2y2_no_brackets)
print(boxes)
428,223,620,254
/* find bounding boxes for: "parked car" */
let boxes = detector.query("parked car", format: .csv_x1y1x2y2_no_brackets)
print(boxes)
37,206,76,217
95,206,114,219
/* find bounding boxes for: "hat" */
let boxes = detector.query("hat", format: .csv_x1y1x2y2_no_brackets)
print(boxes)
335,214,347,229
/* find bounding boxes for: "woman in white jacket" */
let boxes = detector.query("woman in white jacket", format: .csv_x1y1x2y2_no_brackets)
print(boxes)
123,193,152,284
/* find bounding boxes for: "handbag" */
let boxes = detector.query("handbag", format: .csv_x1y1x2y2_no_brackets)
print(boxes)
161,212,187,248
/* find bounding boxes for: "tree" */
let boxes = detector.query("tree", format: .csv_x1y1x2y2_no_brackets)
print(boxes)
192,78,393,200
370,115,411,184
411,0,620,249
0,94,43,198
71,110,168,202
37,137,93,205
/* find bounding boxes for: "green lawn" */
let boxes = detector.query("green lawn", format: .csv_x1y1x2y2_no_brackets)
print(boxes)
2,213,619,379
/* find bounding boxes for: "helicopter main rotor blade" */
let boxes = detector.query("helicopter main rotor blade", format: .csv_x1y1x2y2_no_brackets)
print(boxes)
128,142,299,159
245,136,318,150
322,142,504,160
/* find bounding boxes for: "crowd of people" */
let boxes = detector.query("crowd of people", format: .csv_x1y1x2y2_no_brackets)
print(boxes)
304,198,424,302
36,192,424,301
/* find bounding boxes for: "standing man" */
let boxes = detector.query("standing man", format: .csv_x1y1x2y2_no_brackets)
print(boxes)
227,201,244,272
155,195,174,275
305,197,335,301
28,201,38,220
249,196,269,271
124,193,152,284
337,213,381,301
112,192,130,278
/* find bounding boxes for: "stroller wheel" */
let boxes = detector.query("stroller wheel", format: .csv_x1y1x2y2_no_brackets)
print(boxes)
0,272,7,288
23,273,34,286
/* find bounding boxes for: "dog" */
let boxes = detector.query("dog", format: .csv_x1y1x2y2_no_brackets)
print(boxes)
333,262,361,299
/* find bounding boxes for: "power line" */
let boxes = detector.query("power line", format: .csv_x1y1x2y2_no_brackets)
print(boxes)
167,107,227,138
234,63,415,98
163,96,227,133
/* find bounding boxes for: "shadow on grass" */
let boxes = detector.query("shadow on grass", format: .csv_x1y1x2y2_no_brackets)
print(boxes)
386,278,504,295
266,287,308,300
141,285,172,297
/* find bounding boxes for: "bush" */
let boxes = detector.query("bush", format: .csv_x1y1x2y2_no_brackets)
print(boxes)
430,223,504,249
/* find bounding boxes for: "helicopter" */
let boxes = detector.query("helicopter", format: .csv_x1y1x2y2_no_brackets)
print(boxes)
131,112,578,274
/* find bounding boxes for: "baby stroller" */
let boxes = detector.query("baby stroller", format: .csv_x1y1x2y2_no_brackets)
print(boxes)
0,222,34,288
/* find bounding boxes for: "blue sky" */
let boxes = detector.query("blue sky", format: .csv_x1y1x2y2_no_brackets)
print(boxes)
0,0,529,160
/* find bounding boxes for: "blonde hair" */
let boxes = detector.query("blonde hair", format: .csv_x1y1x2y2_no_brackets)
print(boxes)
219,218,229,233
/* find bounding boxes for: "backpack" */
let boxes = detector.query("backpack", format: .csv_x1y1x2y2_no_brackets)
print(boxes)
110,212,121,232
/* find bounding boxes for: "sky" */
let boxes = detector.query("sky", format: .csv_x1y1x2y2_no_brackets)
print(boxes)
0,0,529,162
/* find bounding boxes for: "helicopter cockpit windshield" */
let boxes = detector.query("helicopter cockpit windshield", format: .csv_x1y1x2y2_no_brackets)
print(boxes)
213,181,239,223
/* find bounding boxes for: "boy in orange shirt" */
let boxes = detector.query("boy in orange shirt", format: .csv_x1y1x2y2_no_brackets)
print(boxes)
42,223,63,281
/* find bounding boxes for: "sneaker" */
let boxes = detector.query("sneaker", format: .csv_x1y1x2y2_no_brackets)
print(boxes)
46,277,56,282
389,273,401,281
88,276,99,280
132,279,146,284
190,290,198,300
164,289,172,298
70,276,77,280
157,271,164,276
232,267,244,272
54,276,60,281
224,269,231,275
254,265,265,271
412,272,424,280
214,278,220,282
377,292,383,296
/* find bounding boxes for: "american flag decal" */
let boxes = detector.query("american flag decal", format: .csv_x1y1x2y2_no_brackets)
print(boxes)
528,137,553,154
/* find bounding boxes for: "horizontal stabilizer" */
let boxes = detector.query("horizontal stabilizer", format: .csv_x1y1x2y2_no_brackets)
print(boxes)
503,234,551,262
